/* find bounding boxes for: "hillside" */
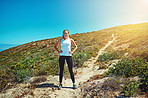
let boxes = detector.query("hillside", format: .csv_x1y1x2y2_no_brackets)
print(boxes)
80,22,148,97
104,22,148,60
0,22,148,97
0,27,112,91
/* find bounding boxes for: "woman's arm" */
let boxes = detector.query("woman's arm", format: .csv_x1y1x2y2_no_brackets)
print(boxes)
54,38,62,53
69,38,77,54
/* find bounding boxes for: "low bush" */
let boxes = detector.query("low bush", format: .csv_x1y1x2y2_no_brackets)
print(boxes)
15,69,31,83
103,57,148,96
121,81,139,97
139,63,148,92
97,51,122,62
37,59,59,76
105,57,147,77
0,70,9,92
72,52,91,68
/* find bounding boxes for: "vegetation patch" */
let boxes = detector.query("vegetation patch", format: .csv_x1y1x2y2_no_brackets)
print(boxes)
72,52,91,68
121,80,139,97
104,57,147,77
97,51,124,62
103,57,148,97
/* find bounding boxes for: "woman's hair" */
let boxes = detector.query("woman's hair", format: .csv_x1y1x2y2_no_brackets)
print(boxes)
62,29,69,38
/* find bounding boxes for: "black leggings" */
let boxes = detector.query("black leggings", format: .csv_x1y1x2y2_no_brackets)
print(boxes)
59,56,75,83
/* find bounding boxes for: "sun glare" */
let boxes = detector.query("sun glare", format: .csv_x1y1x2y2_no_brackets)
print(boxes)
144,0,148,3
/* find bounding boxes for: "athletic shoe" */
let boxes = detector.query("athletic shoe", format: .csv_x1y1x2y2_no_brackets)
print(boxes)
58,84,62,90
73,84,77,89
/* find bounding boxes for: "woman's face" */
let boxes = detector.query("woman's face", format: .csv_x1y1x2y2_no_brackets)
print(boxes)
63,30,69,38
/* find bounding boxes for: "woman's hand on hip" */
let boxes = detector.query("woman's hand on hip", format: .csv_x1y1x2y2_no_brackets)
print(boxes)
69,51,73,54
58,50,63,53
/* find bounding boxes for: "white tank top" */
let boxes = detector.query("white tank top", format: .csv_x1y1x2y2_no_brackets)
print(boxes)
60,37,72,56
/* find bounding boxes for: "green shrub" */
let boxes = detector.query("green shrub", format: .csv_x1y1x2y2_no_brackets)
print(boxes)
140,63,148,91
105,57,147,77
37,59,59,76
72,52,91,68
50,60,59,76
37,64,50,75
121,81,139,97
0,70,9,92
0,65,15,92
97,52,121,62
15,69,31,83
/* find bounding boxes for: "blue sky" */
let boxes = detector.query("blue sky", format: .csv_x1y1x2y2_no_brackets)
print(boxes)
0,0,148,51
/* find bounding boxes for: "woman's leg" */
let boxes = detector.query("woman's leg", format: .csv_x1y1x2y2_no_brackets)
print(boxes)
59,56,65,84
66,56,75,83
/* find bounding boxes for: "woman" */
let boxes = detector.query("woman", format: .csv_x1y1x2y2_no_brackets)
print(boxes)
54,29,78,90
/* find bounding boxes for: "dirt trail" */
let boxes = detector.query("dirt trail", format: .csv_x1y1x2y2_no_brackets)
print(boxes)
49,34,116,98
